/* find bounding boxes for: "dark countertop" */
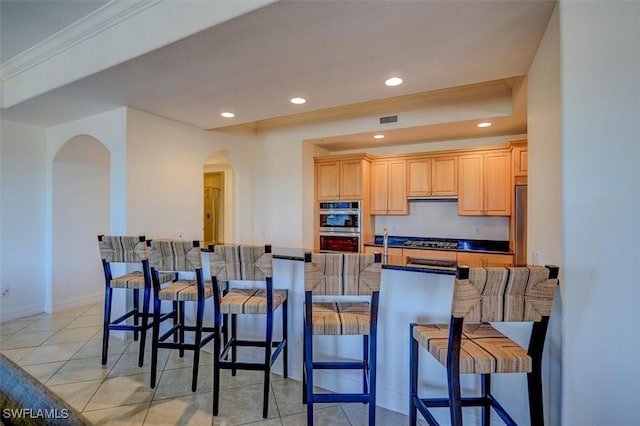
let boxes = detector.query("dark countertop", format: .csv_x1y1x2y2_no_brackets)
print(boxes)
204,241,505,275
271,247,456,275
365,235,512,255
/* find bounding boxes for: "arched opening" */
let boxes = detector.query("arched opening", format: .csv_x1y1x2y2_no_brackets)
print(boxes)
203,152,234,244
52,135,110,311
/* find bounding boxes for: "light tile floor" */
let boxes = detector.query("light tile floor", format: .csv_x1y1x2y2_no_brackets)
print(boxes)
0,302,415,425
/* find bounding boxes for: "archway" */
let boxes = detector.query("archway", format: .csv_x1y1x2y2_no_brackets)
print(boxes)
52,135,110,311
203,152,234,244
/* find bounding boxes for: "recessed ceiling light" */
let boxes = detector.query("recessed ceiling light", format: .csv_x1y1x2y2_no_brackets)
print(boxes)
477,122,492,128
385,77,403,87
221,112,235,118
374,134,385,139
290,97,306,105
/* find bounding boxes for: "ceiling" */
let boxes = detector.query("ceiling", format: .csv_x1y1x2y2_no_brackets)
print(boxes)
0,0,555,150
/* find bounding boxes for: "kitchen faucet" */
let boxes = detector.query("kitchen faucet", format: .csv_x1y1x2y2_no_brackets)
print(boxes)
383,228,389,259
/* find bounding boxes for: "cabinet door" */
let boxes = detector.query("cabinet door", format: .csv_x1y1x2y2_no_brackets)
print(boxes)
484,151,511,216
316,161,340,200
370,161,388,214
340,160,363,200
403,248,457,261
387,159,408,214
457,252,513,267
431,156,457,196
407,158,432,196
514,146,528,177
457,154,484,215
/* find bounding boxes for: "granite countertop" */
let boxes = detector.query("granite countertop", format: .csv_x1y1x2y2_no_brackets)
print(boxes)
270,247,457,275
365,235,513,255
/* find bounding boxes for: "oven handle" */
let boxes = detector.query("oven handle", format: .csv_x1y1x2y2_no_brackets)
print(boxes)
319,231,360,238
319,208,360,213
319,226,360,233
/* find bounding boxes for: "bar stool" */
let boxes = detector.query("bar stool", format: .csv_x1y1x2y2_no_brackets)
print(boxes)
209,244,288,419
303,252,382,426
97,235,172,367
148,239,216,392
410,265,560,426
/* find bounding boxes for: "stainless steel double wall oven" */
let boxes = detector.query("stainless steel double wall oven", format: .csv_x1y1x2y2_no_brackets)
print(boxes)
318,200,361,252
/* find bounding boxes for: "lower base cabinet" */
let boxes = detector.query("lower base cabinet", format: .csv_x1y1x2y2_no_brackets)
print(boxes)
457,252,514,267
363,246,514,268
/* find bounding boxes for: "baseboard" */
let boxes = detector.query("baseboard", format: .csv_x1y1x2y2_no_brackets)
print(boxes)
52,293,102,313
0,302,44,322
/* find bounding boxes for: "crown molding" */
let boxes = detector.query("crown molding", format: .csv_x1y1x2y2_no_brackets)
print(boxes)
0,0,161,82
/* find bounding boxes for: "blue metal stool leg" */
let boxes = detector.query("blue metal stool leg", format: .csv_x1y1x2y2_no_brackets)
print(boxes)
101,286,112,366
409,323,418,426
133,289,140,341
138,285,151,367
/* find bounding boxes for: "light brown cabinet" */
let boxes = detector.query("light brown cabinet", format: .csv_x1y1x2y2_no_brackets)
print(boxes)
513,144,528,177
458,150,511,216
370,159,408,215
457,252,514,267
315,155,370,200
403,248,457,261
407,155,458,197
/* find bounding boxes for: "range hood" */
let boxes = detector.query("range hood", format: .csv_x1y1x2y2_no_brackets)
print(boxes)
407,195,458,202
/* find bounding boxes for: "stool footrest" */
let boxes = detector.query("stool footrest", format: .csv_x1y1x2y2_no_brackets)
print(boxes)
218,339,286,367
217,361,269,371
109,309,138,325
311,393,371,404
415,395,517,426
312,361,366,370
109,312,172,332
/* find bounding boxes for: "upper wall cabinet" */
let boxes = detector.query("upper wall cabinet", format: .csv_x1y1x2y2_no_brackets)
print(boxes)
458,150,511,216
315,154,371,200
407,155,458,197
510,140,528,185
370,158,408,215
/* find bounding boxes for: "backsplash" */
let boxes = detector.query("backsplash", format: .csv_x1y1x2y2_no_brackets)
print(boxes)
374,201,509,240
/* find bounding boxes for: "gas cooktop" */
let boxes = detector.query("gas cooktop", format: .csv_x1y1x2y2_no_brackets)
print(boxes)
403,240,458,250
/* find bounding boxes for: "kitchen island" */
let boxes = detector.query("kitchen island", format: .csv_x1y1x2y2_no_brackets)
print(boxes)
259,248,533,424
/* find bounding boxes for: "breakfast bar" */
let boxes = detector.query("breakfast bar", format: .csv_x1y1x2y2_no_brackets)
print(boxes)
212,248,533,424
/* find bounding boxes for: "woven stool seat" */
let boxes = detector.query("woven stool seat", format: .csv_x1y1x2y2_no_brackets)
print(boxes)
220,288,287,314
109,271,144,289
110,271,174,289
158,280,213,301
308,302,371,335
413,323,531,375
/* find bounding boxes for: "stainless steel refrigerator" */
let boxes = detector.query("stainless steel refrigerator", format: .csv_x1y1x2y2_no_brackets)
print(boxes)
514,185,527,266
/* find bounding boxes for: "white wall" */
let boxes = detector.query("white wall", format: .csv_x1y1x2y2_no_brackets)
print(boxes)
527,5,562,425
52,136,110,311
375,201,509,241
126,108,257,243
0,119,47,321
560,1,640,424
252,128,306,247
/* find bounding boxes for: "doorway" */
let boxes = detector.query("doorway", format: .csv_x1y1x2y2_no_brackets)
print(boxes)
203,172,224,245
